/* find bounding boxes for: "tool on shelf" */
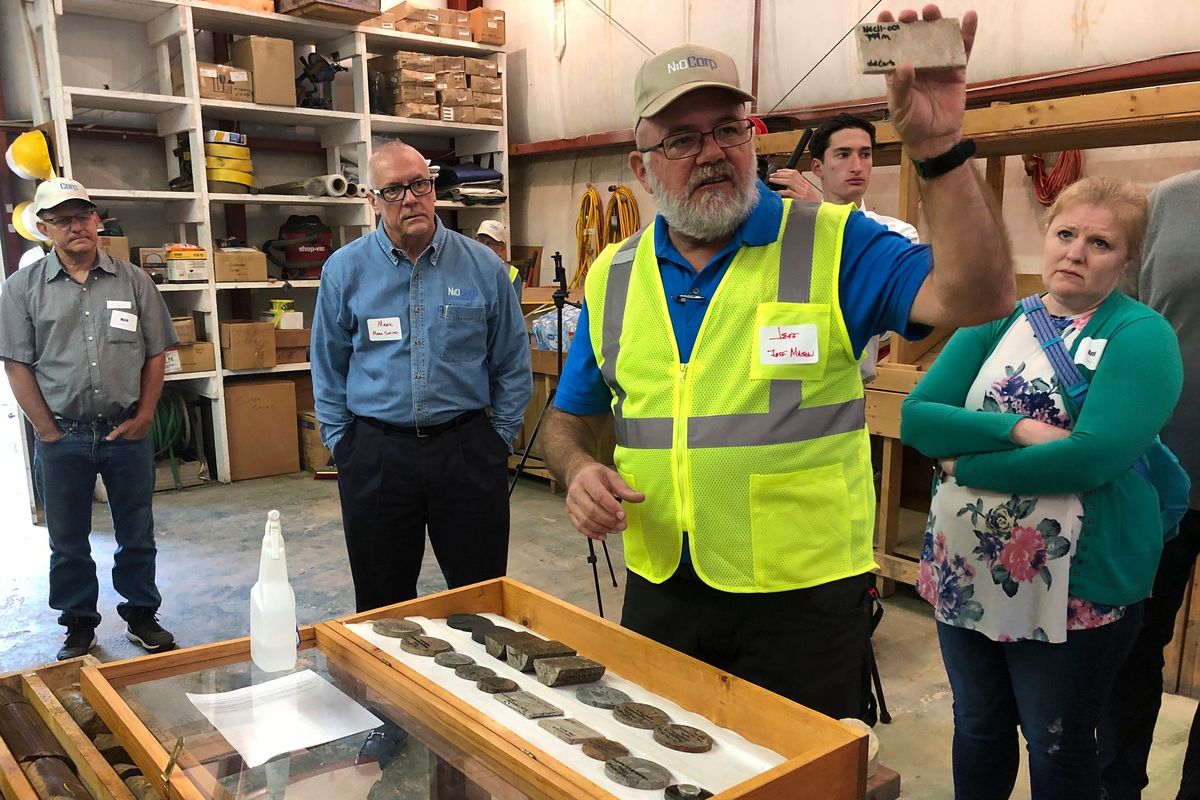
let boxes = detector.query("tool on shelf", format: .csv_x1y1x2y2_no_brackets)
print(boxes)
296,52,347,110
262,215,333,280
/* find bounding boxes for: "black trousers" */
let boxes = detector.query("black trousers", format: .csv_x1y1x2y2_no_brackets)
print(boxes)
334,413,510,613
1100,510,1200,800
621,566,872,719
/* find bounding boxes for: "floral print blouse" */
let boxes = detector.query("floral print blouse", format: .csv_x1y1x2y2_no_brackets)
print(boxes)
916,311,1126,642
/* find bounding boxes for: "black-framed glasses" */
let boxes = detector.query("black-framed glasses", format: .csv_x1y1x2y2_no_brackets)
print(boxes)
40,211,96,229
371,178,435,203
638,119,755,160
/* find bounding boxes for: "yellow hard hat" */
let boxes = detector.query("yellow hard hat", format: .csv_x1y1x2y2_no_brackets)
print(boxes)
5,131,56,181
11,202,50,242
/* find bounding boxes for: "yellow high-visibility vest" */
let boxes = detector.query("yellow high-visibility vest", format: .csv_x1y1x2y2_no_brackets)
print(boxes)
508,265,519,284
586,200,877,592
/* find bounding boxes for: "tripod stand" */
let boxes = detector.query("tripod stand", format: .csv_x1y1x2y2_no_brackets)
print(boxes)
509,252,619,617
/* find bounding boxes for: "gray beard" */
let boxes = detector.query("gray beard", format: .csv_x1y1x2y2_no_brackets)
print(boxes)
644,160,759,242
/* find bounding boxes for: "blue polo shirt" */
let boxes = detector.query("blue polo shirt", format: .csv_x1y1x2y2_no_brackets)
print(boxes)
555,180,933,416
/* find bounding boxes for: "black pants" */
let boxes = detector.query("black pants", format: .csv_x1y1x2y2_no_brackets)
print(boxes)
621,566,872,719
334,413,510,613
1100,510,1200,800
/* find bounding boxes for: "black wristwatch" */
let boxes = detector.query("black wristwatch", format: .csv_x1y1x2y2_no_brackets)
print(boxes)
912,138,977,180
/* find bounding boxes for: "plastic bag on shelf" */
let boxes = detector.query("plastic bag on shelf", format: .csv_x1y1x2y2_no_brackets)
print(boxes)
530,305,580,353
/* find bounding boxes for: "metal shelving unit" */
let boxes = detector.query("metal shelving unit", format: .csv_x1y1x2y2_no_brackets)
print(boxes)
31,0,510,482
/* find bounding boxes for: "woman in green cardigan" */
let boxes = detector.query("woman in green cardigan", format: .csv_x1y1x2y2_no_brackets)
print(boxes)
901,176,1183,800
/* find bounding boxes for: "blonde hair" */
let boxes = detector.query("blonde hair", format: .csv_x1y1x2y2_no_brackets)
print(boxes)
1044,176,1149,277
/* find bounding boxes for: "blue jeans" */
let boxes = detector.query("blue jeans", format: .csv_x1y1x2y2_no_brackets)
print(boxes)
938,606,1143,800
33,420,161,628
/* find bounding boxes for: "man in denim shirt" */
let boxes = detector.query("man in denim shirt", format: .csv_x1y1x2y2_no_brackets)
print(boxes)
0,178,177,660
312,142,530,614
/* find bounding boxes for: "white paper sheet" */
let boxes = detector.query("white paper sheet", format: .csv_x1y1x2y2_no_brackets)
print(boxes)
345,616,786,799
186,669,382,768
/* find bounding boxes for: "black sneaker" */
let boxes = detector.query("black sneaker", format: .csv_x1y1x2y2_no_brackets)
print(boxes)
123,608,176,653
57,627,97,661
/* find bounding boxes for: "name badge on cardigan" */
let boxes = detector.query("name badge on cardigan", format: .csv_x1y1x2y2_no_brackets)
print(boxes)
368,317,403,341
759,324,819,364
1074,337,1107,370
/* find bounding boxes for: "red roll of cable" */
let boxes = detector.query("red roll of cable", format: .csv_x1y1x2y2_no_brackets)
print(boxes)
1024,150,1083,207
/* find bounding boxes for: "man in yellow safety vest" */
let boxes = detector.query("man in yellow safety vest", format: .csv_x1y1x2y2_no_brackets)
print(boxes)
542,6,1014,719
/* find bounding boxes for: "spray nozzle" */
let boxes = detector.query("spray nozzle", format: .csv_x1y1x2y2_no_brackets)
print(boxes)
264,510,283,559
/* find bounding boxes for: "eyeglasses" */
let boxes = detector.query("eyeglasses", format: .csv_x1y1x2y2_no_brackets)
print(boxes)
39,212,95,229
638,119,755,160
371,178,435,203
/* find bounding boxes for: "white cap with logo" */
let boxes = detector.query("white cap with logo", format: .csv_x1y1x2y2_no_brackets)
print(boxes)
476,219,508,244
32,178,95,215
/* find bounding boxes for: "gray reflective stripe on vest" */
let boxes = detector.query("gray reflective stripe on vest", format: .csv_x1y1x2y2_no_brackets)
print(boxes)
604,204,863,449
600,229,646,420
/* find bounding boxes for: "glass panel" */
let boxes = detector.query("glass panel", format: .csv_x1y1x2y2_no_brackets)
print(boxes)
114,646,527,799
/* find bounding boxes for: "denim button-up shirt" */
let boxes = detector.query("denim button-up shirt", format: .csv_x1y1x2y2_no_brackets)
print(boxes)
311,220,531,451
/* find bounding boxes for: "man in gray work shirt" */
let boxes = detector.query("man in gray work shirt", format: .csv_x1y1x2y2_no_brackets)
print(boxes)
0,178,177,660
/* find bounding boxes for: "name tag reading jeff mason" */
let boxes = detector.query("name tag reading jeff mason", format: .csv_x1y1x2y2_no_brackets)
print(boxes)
759,324,818,365
368,317,402,342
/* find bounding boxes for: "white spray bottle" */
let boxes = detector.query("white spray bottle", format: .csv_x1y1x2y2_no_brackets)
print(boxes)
250,510,297,672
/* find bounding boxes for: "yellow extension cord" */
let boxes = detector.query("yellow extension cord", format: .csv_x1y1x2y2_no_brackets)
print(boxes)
571,184,604,291
570,183,639,291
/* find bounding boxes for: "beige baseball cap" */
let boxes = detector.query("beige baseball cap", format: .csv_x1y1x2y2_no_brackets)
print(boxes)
476,219,508,244
32,178,95,215
634,43,754,119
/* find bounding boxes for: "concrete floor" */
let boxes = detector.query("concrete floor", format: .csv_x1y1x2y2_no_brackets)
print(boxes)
0,472,1194,798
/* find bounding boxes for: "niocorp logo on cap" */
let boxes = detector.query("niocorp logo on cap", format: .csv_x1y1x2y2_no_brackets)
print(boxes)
666,55,720,73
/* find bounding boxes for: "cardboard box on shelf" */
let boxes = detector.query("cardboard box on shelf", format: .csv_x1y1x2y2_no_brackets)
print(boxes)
230,36,296,107
438,23,472,42
205,0,273,10
387,1,440,22
395,69,436,86
289,374,315,411
171,316,197,346
97,236,130,262
275,328,311,349
133,246,166,268
439,105,475,124
472,92,502,110
434,72,468,91
438,56,466,72
373,18,437,35
390,84,437,104
166,259,208,282
214,249,268,282
220,65,254,102
473,107,503,126
225,381,299,481
468,7,505,45
275,347,308,365
442,8,468,25
438,89,473,107
219,320,276,370
464,57,499,78
369,51,438,73
191,341,216,372
164,348,183,374
276,0,380,23
297,411,331,471
467,74,502,94
391,102,439,120
172,59,224,99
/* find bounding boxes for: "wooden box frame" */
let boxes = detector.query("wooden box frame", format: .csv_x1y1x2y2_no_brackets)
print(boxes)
1,655,136,800
319,578,866,800
75,580,864,800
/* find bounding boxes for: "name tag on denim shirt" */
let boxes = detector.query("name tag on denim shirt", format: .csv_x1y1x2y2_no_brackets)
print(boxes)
368,317,403,341
110,310,138,332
